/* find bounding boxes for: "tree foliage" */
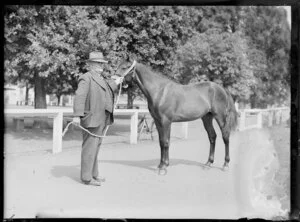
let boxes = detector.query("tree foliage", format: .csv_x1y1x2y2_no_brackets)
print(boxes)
176,6,290,107
4,6,290,109
242,6,291,107
177,31,255,101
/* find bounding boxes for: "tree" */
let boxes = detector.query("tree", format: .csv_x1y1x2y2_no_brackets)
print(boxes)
45,68,77,106
175,6,290,107
175,6,255,101
5,6,290,111
4,6,111,108
5,6,39,106
177,31,255,101
97,6,198,107
241,6,290,108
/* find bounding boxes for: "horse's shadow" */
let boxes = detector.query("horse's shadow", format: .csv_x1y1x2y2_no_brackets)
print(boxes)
50,159,223,181
101,158,223,172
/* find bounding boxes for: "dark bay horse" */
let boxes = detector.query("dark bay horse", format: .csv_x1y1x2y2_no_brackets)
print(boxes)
116,58,238,172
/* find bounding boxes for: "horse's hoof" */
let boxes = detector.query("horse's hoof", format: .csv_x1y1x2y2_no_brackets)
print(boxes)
158,168,167,175
222,165,229,171
204,161,213,168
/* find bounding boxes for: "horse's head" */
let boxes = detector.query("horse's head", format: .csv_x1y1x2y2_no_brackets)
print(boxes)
115,57,137,86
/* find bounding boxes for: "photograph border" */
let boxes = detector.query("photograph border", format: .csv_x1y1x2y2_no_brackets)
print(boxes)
2,0,300,220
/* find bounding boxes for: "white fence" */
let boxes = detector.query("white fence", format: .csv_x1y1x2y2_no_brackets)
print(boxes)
5,108,188,154
5,108,149,153
238,107,290,131
5,107,289,153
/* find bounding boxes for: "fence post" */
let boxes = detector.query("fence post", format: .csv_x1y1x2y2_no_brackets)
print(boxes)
181,122,188,139
130,111,138,144
239,111,246,131
279,109,283,124
257,111,263,128
53,111,63,153
234,102,239,112
275,110,280,125
268,110,273,127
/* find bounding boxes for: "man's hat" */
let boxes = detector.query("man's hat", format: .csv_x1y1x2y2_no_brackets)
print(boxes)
87,51,108,63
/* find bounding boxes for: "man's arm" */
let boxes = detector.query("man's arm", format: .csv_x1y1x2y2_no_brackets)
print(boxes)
73,75,90,117
108,77,123,93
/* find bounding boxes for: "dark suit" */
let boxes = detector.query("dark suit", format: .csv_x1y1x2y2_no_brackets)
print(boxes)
73,70,118,182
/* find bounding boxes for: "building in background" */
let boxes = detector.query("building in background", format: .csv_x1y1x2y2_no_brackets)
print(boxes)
4,84,34,106
4,83,74,107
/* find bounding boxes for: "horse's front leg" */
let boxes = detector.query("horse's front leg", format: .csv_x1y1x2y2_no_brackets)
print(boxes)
156,121,171,172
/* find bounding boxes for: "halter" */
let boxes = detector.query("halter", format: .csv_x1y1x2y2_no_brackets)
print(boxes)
121,60,137,77
62,60,138,138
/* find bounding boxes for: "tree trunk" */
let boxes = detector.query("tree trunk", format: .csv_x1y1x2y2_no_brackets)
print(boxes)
25,83,29,105
250,94,257,109
57,95,61,107
62,95,66,106
127,89,134,109
34,74,47,109
33,73,49,129
250,99,256,109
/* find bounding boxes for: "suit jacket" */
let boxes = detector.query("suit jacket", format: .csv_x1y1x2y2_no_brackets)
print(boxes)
73,71,118,128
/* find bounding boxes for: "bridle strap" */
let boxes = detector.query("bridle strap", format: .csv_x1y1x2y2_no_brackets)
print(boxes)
121,60,137,77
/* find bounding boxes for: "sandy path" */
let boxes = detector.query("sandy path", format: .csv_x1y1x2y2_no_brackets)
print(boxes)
4,120,288,219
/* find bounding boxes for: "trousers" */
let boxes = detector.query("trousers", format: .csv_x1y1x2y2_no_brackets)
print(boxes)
81,111,112,182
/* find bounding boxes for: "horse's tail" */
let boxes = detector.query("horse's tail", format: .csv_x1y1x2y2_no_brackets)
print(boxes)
224,89,238,132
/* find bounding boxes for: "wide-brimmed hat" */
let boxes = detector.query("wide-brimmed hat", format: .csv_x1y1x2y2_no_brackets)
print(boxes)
86,51,108,63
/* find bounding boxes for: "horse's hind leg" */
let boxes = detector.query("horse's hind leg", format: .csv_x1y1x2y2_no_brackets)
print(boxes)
222,129,230,170
202,113,217,167
214,116,230,170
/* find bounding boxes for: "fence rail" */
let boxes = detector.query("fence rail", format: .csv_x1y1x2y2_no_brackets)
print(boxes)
238,107,290,131
4,108,188,154
5,108,149,153
5,107,289,153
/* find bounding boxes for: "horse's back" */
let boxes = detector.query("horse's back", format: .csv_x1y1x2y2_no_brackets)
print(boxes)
160,81,213,122
193,81,213,93
149,80,229,122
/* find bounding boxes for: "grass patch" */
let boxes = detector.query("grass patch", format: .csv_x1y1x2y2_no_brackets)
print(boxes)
269,125,290,211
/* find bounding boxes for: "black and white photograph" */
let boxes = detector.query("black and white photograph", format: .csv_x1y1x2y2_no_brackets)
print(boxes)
3,4,297,219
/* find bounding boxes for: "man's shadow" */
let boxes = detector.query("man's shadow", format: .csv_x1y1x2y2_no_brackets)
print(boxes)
51,165,81,183
51,158,223,181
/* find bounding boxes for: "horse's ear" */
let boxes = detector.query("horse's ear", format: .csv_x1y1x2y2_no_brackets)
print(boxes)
124,54,130,62
131,54,138,62
127,53,137,63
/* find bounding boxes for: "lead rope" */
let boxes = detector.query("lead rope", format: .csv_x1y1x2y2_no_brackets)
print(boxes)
62,61,136,138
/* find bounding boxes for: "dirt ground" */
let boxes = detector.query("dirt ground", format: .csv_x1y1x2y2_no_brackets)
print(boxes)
3,117,290,219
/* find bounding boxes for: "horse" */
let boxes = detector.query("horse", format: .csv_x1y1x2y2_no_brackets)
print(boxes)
115,58,239,173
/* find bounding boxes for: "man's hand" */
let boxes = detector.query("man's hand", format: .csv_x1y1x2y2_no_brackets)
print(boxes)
111,76,123,85
72,117,81,126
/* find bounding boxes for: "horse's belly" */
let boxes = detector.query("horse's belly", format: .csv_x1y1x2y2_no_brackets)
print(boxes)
172,96,210,122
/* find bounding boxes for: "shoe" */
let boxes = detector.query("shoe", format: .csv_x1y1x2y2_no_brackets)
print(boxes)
93,176,106,182
82,179,101,186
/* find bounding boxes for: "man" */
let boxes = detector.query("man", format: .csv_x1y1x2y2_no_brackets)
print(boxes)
73,51,123,186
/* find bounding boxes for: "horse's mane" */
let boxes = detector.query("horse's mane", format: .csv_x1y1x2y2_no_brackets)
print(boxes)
137,63,178,83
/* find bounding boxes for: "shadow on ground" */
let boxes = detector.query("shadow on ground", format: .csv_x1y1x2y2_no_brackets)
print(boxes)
51,165,81,183
51,158,224,182
101,158,224,172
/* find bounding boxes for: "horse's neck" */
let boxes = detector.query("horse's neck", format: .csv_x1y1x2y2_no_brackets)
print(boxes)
135,64,166,100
